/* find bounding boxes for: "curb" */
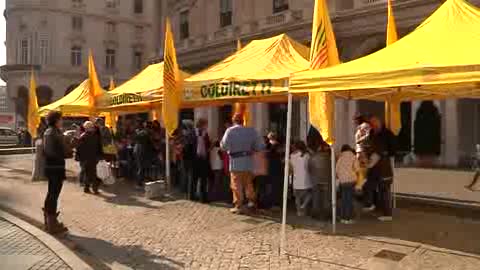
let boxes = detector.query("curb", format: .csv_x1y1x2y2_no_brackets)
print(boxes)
0,147,35,155
0,210,93,270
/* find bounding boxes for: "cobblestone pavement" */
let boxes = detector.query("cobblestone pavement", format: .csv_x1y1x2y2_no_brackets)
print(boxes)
0,217,71,270
0,155,479,269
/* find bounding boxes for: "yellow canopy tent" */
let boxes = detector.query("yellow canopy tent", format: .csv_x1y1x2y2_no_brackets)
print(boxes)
38,79,108,116
183,34,310,106
101,62,189,112
290,0,480,101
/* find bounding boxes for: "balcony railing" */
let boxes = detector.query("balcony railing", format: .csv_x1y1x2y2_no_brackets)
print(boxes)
213,26,234,41
258,9,303,30
354,0,387,9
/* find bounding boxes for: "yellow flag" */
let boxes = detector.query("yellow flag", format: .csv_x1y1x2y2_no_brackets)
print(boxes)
88,51,103,115
162,18,181,137
233,40,251,126
233,103,251,127
109,76,116,91
27,70,40,139
386,0,398,46
308,0,340,145
104,76,117,131
384,0,401,135
150,105,162,121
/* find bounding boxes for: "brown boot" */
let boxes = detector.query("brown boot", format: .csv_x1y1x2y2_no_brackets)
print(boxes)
42,208,48,231
92,183,100,195
46,213,68,234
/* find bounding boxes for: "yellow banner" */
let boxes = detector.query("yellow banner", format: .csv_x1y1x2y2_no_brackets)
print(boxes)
183,79,286,102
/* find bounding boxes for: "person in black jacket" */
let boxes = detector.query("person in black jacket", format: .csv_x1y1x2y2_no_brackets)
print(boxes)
363,116,397,221
133,119,154,189
76,121,103,194
43,111,68,234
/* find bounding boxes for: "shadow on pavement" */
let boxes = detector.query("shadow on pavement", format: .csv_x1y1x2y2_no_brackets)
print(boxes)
332,207,480,257
66,234,184,270
97,182,160,210
204,198,480,257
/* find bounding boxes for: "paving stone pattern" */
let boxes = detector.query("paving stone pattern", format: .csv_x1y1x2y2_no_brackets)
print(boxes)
0,155,479,269
0,217,71,270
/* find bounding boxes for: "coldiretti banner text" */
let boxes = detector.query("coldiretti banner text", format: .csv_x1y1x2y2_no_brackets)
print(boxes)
111,93,143,106
183,79,288,102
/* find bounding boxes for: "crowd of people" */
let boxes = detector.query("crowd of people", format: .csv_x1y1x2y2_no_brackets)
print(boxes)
37,109,396,235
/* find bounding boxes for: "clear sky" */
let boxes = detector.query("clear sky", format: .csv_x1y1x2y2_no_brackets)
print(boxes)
0,0,5,86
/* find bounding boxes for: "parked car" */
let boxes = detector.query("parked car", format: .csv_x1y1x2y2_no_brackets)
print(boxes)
0,127,20,145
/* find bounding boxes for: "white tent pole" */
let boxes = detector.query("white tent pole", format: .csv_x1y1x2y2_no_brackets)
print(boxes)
280,92,293,255
165,129,171,190
331,144,337,234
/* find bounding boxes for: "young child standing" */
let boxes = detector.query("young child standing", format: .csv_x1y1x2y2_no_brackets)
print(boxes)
336,144,359,224
290,141,313,217
209,140,224,201
354,115,371,191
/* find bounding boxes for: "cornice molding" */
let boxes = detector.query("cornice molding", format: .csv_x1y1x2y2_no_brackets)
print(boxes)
6,6,153,28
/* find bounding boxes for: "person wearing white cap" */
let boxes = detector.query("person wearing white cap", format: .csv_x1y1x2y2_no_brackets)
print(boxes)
76,121,103,194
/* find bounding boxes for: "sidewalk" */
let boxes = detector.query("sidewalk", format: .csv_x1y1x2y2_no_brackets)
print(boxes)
0,210,92,270
0,155,479,269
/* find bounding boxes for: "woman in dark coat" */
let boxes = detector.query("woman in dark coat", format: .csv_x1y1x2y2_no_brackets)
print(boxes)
43,111,68,234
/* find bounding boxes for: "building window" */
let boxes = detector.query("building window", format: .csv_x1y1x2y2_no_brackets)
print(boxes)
134,0,143,14
133,51,142,70
106,21,116,33
39,39,49,65
180,10,189,40
220,0,232,27
20,39,29,64
106,0,118,8
72,16,83,31
72,0,83,7
71,46,82,66
273,0,289,13
135,25,144,38
106,49,116,70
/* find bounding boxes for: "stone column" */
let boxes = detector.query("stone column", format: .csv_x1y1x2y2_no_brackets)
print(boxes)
207,107,219,140
334,99,349,150
443,99,459,166
254,103,269,136
411,101,421,154
194,107,208,123
347,100,357,146
299,98,308,141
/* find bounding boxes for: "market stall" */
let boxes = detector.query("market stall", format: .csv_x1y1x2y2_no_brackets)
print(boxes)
101,62,190,113
288,0,480,232
38,79,107,117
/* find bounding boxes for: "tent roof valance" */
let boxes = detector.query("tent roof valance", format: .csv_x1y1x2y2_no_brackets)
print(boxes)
290,0,480,101
109,62,190,98
183,34,310,104
39,80,107,117
101,62,189,111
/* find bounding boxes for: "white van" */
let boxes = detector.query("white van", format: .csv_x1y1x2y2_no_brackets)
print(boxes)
0,127,19,145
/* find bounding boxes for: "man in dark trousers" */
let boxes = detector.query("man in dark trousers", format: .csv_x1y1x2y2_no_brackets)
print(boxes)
191,118,210,202
363,116,397,221
133,119,154,189
76,121,103,194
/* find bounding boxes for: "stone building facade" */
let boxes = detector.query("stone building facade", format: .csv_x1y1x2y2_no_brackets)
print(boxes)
158,0,480,167
1,0,160,126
